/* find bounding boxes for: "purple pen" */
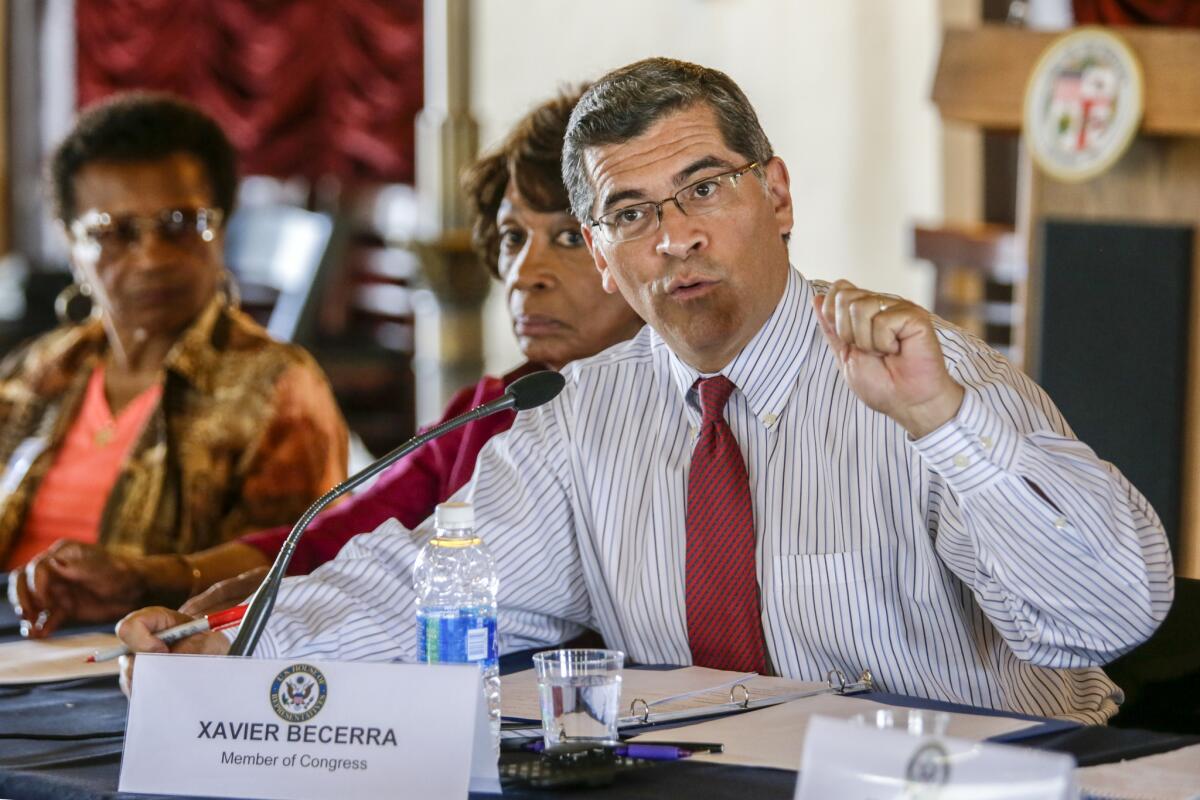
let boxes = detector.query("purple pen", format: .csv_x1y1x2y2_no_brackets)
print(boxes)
616,744,692,761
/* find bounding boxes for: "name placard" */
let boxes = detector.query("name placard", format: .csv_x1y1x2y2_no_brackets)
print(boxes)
120,653,499,799
794,716,1076,799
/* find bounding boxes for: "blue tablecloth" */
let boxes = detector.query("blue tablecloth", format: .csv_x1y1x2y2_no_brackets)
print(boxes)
1,594,1195,799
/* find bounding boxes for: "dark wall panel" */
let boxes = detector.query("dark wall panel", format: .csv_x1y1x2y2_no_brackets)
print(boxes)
1037,220,1194,553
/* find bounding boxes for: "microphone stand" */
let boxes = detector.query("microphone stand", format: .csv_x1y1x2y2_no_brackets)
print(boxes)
228,392,521,657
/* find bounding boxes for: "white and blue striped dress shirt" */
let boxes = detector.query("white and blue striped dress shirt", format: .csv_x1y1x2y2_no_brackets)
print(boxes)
254,267,1172,723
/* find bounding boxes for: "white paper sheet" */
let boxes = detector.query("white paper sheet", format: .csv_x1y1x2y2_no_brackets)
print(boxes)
1075,743,1200,800
501,665,828,721
631,693,1038,771
0,632,121,684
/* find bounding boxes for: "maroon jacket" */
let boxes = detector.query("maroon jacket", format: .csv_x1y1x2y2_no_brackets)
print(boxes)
241,363,540,575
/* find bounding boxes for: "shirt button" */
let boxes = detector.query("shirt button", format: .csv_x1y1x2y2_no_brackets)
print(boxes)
762,413,778,427
979,435,993,449
953,454,970,469
689,426,698,440
1053,516,1068,530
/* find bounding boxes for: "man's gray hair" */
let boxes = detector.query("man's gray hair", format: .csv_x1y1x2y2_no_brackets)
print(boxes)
562,57,774,223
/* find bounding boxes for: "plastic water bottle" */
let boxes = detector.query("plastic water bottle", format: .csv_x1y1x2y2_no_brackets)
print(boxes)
414,501,500,754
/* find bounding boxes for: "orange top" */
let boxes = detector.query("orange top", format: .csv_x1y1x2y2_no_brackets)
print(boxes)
5,365,162,569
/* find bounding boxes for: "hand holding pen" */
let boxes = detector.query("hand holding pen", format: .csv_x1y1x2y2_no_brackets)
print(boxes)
106,605,242,697
91,604,246,663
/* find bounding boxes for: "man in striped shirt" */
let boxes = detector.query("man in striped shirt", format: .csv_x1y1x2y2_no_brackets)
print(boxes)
119,58,1172,723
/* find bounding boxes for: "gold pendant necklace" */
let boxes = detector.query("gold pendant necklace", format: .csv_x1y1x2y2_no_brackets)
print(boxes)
94,422,115,447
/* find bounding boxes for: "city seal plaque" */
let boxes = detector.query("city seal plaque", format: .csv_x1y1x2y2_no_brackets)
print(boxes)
1023,27,1143,182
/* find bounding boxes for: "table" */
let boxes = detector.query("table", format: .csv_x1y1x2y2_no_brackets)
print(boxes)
2,599,1196,799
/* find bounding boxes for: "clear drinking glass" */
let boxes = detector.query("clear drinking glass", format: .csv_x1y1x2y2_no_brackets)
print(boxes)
532,649,625,751
851,708,951,737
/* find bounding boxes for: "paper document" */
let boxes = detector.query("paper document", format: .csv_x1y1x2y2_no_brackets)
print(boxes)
1075,743,1200,800
0,632,121,684
631,693,1039,771
501,665,828,721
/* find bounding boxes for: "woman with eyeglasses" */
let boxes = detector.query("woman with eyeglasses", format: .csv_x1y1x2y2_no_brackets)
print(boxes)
13,86,643,637
3,93,348,636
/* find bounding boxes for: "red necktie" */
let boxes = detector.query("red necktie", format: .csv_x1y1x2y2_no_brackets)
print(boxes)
685,376,768,673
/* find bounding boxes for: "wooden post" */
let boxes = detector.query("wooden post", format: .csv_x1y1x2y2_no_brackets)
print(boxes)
409,0,489,426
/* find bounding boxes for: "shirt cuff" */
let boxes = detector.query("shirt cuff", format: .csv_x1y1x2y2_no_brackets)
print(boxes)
909,387,1021,493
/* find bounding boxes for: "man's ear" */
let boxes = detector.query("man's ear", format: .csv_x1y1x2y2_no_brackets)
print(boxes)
763,157,794,240
582,223,620,295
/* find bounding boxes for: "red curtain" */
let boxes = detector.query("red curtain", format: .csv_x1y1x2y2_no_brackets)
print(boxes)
76,0,423,184
1073,0,1200,26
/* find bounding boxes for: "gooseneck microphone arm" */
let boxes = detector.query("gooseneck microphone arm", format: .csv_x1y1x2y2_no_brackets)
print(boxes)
228,370,565,657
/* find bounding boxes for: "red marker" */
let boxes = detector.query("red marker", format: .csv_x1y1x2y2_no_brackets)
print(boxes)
85,604,247,663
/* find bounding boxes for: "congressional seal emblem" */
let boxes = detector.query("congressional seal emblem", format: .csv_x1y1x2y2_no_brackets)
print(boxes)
1023,27,1143,182
270,663,328,723
903,741,950,799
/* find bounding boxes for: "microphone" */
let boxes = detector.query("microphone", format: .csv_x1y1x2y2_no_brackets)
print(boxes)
228,370,566,657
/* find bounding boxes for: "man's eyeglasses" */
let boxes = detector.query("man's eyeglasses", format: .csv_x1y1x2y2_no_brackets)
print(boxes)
69,207,224,256
589,161,761,244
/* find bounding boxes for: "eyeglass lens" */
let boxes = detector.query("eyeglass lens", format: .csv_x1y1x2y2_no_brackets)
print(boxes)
93,209,217,251
596,164,756,243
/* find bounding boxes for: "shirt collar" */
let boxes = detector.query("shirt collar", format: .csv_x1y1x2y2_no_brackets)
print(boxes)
666,265,817,421
160,296,230,393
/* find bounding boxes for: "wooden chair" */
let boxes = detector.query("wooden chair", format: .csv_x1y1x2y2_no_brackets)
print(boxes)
223,204,341,346
221,196,419,457
311,236,418,457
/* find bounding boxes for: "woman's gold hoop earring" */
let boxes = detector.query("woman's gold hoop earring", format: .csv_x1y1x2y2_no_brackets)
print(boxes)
54,282,101,325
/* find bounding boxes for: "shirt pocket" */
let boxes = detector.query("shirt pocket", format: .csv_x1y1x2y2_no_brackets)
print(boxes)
766,550,884,680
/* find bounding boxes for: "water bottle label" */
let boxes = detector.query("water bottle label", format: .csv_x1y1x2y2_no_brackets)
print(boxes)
466,626,489,662
416,608,497,668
